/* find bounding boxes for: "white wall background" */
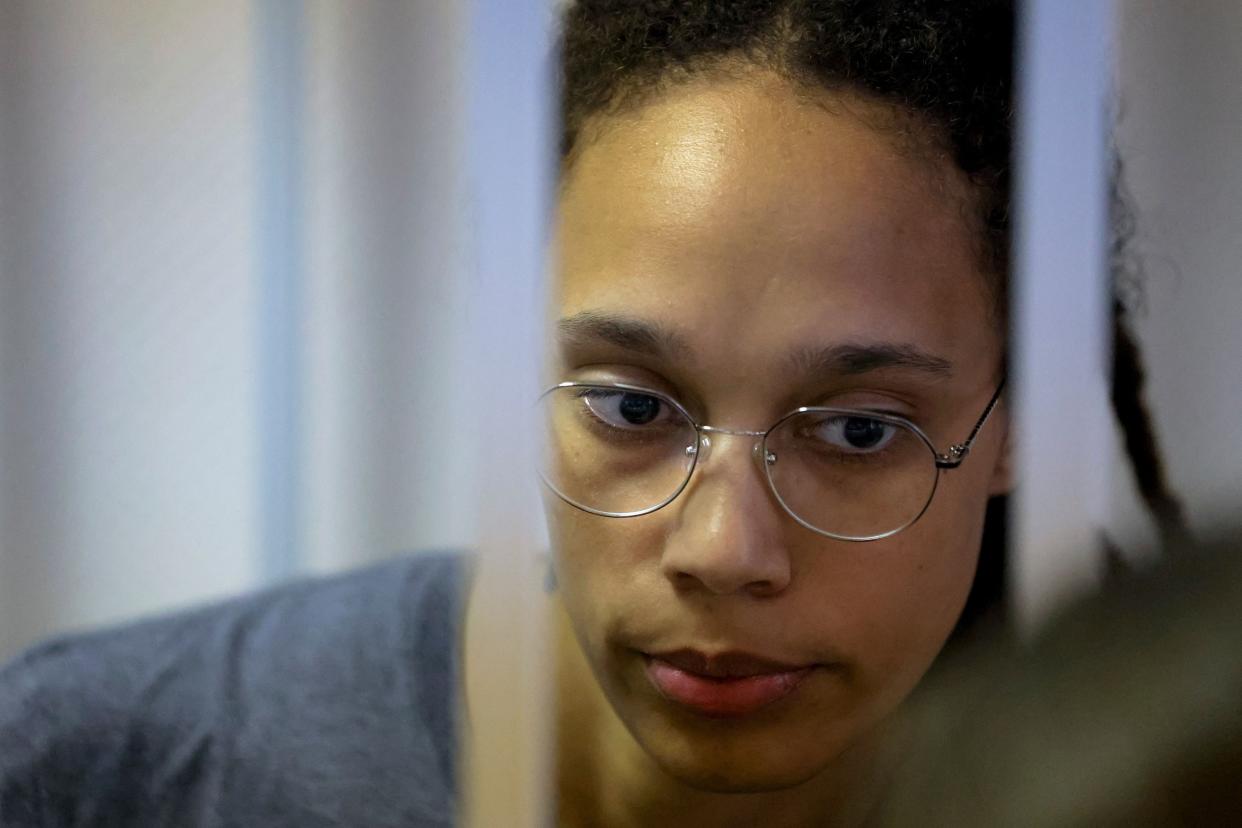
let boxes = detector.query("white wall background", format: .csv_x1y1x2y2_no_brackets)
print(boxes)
0,1,475,662
1,1,1240,662
0,1,264,661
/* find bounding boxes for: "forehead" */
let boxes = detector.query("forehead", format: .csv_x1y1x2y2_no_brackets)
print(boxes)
554,72,999,389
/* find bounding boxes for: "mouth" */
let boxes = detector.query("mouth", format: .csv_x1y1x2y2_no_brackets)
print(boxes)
641,649,818,719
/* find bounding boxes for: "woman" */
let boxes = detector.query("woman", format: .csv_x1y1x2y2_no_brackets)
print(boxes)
539,0,1182,824
0,1,1183,826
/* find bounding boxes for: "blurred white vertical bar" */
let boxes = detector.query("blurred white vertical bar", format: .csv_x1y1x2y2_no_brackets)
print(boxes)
461,1,554,826
1011,0,1114,632
0,0,16,658
254,0,306,582
300,1,474,574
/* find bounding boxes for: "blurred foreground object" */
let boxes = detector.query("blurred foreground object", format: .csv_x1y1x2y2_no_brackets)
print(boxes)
458,0,554,825
875,531,1242,826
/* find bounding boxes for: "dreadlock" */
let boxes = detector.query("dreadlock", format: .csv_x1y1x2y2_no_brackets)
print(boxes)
558,0,1188,628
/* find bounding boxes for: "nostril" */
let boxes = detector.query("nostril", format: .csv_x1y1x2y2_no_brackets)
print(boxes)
745,579,780,598
669,566,786,597
671,570,703,592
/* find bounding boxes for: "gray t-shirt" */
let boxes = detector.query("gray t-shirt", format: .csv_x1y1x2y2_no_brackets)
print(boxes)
0,552,466,827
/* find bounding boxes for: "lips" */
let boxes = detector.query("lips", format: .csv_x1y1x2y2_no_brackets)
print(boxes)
643,649,816,718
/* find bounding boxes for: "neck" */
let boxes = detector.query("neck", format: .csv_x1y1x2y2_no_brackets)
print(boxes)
552,597,889,828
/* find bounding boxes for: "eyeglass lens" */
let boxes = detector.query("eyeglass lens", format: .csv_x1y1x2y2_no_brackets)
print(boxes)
539,385,938,539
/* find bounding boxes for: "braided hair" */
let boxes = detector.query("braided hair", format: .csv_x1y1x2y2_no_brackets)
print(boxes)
557,0,1187,631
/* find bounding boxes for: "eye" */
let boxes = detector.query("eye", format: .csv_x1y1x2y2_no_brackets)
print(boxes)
809,414,898,454
578,389,677,430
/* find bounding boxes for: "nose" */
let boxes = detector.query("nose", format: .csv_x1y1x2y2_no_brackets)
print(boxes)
659,432,793,597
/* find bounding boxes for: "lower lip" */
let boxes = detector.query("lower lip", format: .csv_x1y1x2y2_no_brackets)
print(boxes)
644,657,814,718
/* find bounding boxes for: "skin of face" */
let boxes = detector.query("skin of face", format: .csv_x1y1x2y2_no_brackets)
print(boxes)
549,69,1011,801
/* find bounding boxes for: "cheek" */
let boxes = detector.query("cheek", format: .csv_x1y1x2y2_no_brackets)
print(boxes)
821,470,991,710
547,498,668,652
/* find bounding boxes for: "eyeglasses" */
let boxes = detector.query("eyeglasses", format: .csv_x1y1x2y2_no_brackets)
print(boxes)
537,379,1006,542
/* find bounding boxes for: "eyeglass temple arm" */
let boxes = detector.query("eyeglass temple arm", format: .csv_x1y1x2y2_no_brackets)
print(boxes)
934,375,1008,469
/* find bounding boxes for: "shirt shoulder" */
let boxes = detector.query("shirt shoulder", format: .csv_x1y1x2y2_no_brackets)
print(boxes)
0,552,469,828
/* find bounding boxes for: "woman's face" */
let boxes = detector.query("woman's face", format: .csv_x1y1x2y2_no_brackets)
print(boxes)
550,71,1010,792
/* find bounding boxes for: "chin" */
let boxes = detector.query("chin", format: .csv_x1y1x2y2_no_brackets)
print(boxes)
609,684,861,794
633,715,841,793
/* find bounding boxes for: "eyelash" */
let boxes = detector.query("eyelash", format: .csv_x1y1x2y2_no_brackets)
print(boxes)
565,370,924,426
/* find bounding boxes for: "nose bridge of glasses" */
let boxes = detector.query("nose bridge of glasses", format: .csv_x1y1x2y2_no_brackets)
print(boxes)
692,425,770,468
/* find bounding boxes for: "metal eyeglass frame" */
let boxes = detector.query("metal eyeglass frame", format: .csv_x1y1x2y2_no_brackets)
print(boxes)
538,377,1007,542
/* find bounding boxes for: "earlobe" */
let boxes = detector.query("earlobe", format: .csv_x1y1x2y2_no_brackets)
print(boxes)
986,417,1014,496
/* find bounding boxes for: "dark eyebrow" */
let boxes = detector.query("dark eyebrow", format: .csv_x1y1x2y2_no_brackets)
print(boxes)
788,342,954,380
556,311,690,359
557,312,952,379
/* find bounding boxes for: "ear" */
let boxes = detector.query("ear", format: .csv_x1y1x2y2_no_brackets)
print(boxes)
986,411,1014,496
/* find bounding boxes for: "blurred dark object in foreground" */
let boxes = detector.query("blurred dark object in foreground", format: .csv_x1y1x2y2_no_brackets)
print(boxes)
874,531,1242,827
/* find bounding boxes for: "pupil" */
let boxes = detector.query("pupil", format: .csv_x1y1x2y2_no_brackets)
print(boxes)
843,417,885,449
619,393,661,425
